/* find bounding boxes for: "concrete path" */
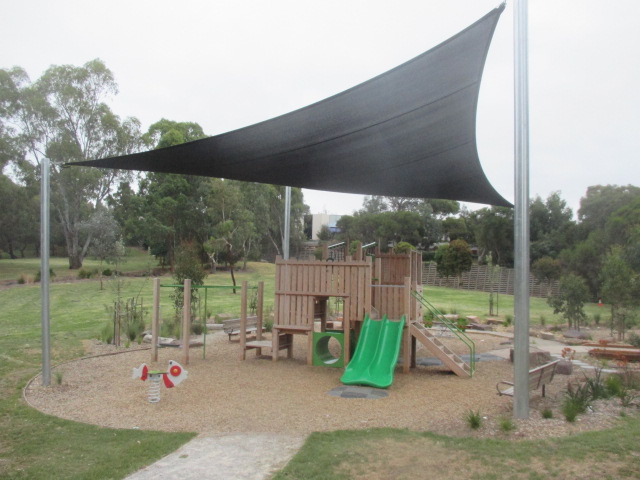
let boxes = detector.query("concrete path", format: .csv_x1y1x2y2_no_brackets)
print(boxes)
125,433,305,480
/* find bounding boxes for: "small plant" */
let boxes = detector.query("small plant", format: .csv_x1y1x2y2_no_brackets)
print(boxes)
191,322,204,335
54,370,63,385
448,306,458,315
593,313,601,326
78,269,94,279
605,375,624,398
34,268,56,282
465,410,483,430
584,367,612,401
17,275,26,285
628,332,640,349
503,314,513,327
563,380,591,422
562,400,581,423
539,314,546,327
263,317,274,333
100,321,114,344
541,408,554,419
499,417,516,433
456,317,468,331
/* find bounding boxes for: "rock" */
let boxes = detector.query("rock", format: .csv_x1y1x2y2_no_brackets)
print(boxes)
468,323,493,331
443,314,459,321
563,329,590,340
510,347,551,366
466,315,480,323
486,317,503,325
539,332,556,341
556,359,573,375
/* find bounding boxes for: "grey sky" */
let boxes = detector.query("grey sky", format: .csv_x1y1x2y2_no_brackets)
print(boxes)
2,0,638,216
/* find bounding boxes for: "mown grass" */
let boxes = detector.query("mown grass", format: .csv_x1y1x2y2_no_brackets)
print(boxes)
274,420,640,480
422,285,608,327
0,247,157,282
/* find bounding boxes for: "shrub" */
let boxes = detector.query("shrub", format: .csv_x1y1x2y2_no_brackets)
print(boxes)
499,417,515,433
191,322,204,335
54,370,63,385
584,367,612,400
102,268,113,277
593,313,602,326
605,375,624,398
465,410,483,430
541,408,554,419
504,314,513,327
628,332,640,348
263,317,273,333
100,322,114,344
34,268,56,282
563,380,591,422
562,400,580,423
78,269,93,279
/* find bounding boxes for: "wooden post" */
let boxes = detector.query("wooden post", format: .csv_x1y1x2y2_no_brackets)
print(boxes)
322,243,329,261
151,278,160,362
402,276,411,373
355,243,363,261
256,281,264,356
182,278,191,365
240,281,248,360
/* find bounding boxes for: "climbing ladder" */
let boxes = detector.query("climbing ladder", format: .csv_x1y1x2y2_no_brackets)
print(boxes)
410,291,475,377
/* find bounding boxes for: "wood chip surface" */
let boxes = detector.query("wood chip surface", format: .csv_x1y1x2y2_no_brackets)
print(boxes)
24,331,633,440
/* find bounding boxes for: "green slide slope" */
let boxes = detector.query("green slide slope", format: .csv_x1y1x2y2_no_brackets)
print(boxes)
340,315,405,389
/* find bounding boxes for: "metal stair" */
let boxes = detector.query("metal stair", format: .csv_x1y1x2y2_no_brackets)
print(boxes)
410,322,472,377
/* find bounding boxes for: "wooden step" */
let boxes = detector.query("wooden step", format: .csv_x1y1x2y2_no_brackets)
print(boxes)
410,323,471,377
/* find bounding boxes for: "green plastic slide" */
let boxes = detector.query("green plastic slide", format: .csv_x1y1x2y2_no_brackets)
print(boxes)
340,314,405,389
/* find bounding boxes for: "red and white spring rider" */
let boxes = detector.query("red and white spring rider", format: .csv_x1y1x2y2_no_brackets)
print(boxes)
132,360,188,403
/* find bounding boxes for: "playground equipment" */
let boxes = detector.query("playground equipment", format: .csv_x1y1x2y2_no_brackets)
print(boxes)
150,278,264,365
341,315,405,388
132,360,188,403
271,246,475,382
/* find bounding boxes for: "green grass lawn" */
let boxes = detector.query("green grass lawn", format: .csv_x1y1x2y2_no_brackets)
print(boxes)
274,421,640,479
0,257,637,479
0,247,158,282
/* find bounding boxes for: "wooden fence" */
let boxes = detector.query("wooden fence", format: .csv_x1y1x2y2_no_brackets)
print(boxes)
422,262,560,298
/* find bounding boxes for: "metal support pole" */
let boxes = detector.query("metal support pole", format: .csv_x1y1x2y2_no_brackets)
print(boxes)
40,158,51,386
514,0,530,419
283,186,291,260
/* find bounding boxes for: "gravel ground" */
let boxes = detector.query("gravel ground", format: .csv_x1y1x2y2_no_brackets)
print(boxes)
24,330,633,440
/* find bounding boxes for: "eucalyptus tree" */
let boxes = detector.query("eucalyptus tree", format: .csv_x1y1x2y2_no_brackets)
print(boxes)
0,60,142,268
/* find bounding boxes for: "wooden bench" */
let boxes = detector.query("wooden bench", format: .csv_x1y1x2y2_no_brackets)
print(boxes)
223,316,263,341
496,359,560,397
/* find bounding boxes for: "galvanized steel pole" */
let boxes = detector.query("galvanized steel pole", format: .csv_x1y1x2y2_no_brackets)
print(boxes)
283,186,291,260
514,0,531,418
40,157,51,386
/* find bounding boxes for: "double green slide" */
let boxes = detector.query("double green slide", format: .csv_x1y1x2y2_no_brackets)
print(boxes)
340,314,405,389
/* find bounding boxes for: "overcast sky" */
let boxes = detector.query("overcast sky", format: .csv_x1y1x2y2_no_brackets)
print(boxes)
2,1,638,216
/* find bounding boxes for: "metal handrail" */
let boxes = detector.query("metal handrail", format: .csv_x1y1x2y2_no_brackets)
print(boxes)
411,290,476,376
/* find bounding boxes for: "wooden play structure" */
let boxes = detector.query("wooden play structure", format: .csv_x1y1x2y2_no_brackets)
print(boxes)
268,246,475,377
149,278,265,365
148,247,474,378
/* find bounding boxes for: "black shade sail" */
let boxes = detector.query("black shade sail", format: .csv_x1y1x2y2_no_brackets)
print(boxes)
71,5,510,207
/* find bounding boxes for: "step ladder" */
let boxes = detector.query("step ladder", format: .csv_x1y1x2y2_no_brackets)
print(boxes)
410,322,472,377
